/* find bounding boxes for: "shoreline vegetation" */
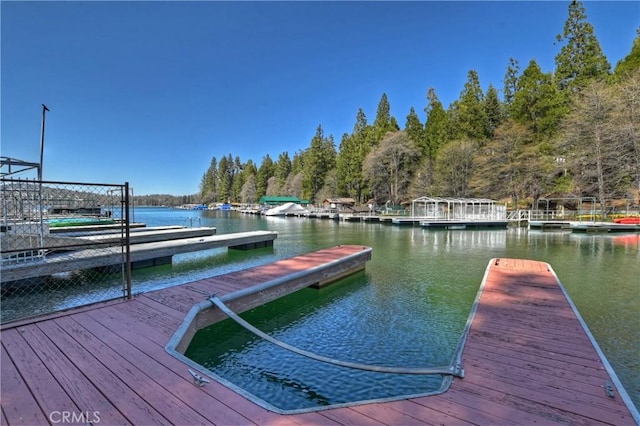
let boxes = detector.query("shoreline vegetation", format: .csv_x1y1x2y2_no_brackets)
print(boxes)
190,2,640,219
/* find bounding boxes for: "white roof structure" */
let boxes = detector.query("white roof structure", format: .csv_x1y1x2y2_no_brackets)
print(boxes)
411,197,506,221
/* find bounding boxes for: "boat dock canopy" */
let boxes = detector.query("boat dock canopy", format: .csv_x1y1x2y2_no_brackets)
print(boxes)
411,197,506,221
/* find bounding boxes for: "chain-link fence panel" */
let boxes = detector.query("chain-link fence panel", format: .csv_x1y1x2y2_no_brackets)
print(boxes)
1,178,131,323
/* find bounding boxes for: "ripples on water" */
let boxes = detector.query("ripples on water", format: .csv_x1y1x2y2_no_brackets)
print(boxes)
3,208,638,411
183,210,638,412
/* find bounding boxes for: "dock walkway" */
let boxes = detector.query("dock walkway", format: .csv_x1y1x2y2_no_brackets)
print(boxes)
1,230,277,283
1,253,637,425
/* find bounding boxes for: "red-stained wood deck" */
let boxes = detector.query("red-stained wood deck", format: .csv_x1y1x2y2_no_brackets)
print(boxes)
1,251,638,425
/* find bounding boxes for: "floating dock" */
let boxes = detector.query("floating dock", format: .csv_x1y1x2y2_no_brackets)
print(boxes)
391,217,424,226
571,222,640,233
420,220,508,229
80,226,217,245
530,220,640,233
1,253,637,424
1,230,277,283
48,222,147,234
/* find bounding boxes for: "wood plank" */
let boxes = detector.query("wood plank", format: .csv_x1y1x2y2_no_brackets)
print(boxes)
410,393,518,425
438,387,550,424
360,399,473,426
464,334,608,373
348,402,440,425
1,328,81,417
110,297,183,334
460,370,630,424
80,306,298,425
1,406,8,426
183,278,246,295
0,345,49,425
70,311,254,426
463,343,611,387
134,293,188,321
317,406,386,425
35,320,171,425
466,331,603,365
450,379,599,425
143,285,210,314
93,303,175,343
15,324,130,425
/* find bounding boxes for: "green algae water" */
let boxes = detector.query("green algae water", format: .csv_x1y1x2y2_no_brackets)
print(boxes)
140,208,638,412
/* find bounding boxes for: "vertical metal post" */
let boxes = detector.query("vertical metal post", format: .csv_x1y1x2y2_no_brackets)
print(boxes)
38,104,49,181
38,105,49,253
124,182,132,299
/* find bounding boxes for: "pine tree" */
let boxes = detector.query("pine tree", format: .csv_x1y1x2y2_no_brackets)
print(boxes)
336,109,372,202
216,155,232,203
511,59,566,137
614,28,640,78
405,107,425,153
424,88,449,158
423,88,449,190
199,156,218,203
449,70,488,141
275,152,292,191
372,93,399,142
554,0,611,91
302,125,337,203
503,57,520,109
256,154,275,200
484,84,504,137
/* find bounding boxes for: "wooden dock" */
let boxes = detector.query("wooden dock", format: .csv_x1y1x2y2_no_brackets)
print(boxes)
1,253,638,425
1,230,277,283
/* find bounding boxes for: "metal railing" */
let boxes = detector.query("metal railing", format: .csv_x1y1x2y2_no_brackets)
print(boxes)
1,178,131,323
506,210,531,222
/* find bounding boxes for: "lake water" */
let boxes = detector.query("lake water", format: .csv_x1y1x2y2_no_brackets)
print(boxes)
3,206,636,410
128,207,639,412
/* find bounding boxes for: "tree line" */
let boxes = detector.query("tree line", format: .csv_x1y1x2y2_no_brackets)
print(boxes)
199,1,640,215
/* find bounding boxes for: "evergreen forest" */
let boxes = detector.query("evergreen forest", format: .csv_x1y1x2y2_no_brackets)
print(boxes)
198,2,640,215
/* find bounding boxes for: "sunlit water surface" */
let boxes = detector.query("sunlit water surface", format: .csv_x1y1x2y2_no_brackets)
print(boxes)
129,208,638,412
3,207,637,410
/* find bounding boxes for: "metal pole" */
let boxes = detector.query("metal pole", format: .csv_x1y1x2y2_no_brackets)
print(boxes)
124,182,132,299
39,104,49,181
38,104,49,253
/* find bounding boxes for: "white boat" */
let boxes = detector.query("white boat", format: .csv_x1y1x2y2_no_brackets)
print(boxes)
264,202,308,216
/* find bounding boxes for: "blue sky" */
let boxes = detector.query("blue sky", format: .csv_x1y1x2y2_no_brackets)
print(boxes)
2,1,638,196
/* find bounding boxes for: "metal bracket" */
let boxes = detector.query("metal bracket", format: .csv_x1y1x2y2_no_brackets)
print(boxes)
188,369,211,387
453,363,465,378
605,380,615,398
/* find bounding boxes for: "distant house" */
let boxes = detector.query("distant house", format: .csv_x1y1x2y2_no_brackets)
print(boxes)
259,196,309,206
322,198,356,211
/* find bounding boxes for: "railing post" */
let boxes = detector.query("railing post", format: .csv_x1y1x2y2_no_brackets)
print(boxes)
124,182,132,299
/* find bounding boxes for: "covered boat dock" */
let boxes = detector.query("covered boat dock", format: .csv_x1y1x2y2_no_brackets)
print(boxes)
407,197,508,229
